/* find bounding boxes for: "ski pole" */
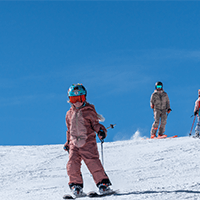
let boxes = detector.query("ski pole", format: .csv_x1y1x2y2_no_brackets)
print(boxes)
100,139,104,167
100,124,116,167
106,124,116,130
189,115,196,136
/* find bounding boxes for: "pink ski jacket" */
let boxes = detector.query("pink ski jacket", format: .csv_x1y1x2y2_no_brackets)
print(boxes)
65,102,107,148
194,97,200,113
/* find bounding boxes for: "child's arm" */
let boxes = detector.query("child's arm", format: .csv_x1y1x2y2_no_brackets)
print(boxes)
64,112,70,151
150,93,154,109
89,105,107,137
194,99,200,115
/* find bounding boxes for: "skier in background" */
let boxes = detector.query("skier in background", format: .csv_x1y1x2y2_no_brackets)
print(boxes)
63,83,112,198
150,82,172,139
193,89,200,137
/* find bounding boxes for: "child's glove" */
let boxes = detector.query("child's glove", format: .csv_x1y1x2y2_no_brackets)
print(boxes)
194,110,198,116
98,128,106,140
63,141,70,152
167,108,172,114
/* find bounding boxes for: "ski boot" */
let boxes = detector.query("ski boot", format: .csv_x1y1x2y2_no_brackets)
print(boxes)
151,134,156,139
157,134,167,139
70,185,86,198
194,132,200,138
98,183,112,194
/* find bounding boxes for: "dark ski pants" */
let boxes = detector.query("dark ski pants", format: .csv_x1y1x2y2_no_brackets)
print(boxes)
151,109,167,136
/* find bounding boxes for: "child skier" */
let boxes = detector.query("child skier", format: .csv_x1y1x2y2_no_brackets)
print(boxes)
63,83,112,198
193,89,200,137
150,81,172,138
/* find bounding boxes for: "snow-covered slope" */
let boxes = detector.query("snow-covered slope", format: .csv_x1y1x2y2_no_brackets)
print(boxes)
1,136,200,200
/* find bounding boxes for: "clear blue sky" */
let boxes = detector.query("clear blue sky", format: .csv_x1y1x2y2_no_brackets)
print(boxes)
0,1,200,145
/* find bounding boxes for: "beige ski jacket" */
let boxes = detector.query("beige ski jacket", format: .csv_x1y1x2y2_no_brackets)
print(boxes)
150,90,170,111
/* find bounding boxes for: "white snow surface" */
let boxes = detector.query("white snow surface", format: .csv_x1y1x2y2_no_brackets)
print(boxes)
1,136,200,200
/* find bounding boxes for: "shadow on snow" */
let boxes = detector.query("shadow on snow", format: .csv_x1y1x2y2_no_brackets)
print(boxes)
115,190,200,196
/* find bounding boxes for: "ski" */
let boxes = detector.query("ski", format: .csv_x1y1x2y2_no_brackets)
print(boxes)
63,193,87,199
63,190,118,199
144,135,178,140
87,190,118,198
154,135,168,139
166,135,178,139
192,135,200,139
63,194,74,199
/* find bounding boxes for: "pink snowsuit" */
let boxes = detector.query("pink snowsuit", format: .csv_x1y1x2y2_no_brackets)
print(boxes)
65,102,111,187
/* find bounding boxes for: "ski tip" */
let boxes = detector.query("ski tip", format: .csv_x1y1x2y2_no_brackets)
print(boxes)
87,191,99,197
63,194,74,199
87,190,118,198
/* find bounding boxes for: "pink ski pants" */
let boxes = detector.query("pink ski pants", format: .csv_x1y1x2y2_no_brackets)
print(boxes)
67,141,108,186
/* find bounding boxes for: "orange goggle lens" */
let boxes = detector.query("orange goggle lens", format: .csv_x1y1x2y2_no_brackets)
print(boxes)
69,95,86,103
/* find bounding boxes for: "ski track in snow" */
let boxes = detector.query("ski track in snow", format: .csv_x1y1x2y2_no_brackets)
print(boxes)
1,137,200,200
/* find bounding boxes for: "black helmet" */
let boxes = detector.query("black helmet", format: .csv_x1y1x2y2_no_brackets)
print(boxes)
155,81,163,90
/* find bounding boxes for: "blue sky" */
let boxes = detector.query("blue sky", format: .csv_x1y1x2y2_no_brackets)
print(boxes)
0,1,200,145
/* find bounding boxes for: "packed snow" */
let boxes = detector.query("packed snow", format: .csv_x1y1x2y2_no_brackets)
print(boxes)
1,135,200,200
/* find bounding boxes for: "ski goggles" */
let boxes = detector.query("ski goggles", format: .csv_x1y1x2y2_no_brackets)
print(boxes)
69,95,86,103
156,85,162,89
